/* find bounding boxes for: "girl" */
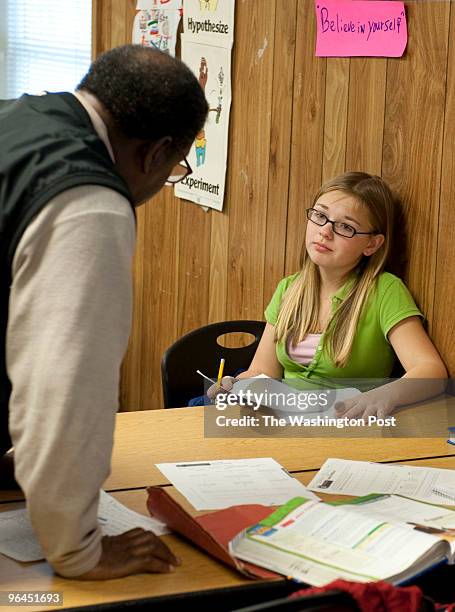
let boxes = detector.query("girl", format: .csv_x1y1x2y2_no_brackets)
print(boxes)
211,172,447,418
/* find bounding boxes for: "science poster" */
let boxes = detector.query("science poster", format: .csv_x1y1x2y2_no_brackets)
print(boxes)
174,0,235,211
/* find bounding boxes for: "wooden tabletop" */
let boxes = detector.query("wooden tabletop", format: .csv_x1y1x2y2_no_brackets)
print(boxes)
2,395,454,502
105,395,455,490
1,456,454,611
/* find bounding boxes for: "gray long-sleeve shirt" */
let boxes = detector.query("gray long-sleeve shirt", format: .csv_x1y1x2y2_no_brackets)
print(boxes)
6,93,136,576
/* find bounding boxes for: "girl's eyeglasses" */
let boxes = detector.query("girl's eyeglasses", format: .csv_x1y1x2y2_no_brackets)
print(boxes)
306,208,377,239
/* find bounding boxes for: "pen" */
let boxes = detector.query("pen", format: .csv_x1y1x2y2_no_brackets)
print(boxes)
196,370,217,385
217,358,225,385
176,462,212,467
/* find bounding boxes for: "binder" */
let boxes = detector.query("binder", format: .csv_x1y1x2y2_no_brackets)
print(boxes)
146,486,279,579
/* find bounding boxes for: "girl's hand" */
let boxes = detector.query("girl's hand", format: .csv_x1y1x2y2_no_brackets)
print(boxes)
334,390,395,419
206,376,236,400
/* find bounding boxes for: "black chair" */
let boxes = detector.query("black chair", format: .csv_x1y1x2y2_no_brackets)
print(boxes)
161,320,266,408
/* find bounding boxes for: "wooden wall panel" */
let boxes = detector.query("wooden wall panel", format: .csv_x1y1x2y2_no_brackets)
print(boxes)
208,210,229,322
345,58,386,174
110,0,128,47
119,207,145,411
225,2,276,322
435,1,455,375
177,203,211,337
286,0,326,274
322,58,349,181
140,191,180,410
382,1,450,319
262,0,297,311
93,0,455,410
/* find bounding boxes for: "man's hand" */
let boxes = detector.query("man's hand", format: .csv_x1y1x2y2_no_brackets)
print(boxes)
76,528,180,580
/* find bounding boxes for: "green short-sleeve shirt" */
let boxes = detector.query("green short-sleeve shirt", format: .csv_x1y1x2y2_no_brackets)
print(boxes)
264,271,422,386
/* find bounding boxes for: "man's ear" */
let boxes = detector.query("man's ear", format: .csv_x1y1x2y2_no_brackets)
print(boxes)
141,136,173,173
363,233,385,257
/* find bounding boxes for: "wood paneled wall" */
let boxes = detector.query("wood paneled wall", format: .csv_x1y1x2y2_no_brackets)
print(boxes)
93,1,455,411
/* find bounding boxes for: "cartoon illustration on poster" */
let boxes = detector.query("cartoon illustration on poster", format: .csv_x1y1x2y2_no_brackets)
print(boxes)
133,0,182,56
198,0,219,10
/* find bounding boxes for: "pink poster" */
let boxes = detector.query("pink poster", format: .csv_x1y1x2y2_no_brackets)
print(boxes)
315,0,407,58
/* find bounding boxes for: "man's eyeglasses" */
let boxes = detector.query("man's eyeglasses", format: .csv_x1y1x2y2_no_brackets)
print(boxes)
166,155,193,184
306,208,377,239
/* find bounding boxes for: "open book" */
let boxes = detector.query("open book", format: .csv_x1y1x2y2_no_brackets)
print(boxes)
230,375,360,416
229,494,455,586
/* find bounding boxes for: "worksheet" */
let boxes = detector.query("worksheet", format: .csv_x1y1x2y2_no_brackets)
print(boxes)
308,458,455,505
156,457,319,510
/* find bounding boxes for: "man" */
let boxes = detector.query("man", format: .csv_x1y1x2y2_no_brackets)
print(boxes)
0,45,208,579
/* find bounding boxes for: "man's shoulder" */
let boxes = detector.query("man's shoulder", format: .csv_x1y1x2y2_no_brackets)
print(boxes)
17,185,134,258
49,185,133,220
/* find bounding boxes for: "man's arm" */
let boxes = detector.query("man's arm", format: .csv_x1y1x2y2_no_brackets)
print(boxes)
7,185,177,577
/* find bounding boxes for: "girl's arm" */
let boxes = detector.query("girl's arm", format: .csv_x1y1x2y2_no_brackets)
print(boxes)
336,316,448,418
236,323,284,380
388,316,447,379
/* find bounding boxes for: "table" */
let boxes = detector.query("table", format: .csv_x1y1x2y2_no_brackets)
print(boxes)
1,392,455,611
5,397,453,500
106,395,455,490
1,457,454,611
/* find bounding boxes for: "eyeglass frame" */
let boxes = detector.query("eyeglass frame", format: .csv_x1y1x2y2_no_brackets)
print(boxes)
306,207,378,239
166,154,193,184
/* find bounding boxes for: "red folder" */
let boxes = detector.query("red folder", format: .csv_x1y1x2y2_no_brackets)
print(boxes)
146,486,280,579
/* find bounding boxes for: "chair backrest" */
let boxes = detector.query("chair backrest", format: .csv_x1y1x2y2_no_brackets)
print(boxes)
161,320,266,408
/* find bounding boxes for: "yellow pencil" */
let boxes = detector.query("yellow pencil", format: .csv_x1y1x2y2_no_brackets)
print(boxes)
216,358,225,386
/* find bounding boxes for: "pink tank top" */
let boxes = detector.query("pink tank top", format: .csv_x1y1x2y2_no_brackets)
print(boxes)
287,333,322,364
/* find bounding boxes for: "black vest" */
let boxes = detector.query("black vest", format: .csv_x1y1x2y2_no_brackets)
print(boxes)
0,92,133,453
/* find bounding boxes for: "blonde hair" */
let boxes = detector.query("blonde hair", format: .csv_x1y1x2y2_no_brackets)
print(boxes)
275,172,396,368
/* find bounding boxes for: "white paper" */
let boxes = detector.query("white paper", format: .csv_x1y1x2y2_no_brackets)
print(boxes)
231,376,360,417
0,508,44,562
97,490,169,536
155,457,319,510
308,458,455,505
343,494,455,544
0,491,169,563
